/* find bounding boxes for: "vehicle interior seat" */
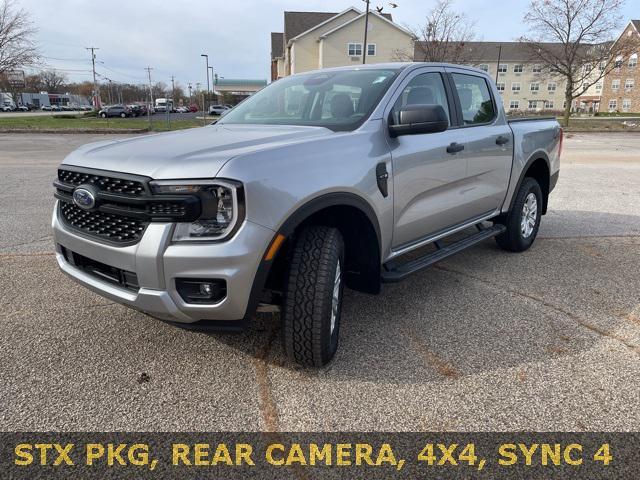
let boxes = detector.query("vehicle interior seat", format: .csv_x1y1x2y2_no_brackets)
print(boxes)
330,93,354,119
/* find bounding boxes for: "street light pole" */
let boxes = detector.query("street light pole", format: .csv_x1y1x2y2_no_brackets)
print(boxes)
209,66,214,102
201,54,210,113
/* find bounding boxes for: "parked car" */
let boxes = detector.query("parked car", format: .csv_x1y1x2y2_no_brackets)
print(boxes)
188,104,199,112
52,63,561,367
98,105,131,118
41,105,52,111
1,104,15,112
208,104,229,115
50,105,61,111
128,105,143,117
17,105,29,112
175,106,189,113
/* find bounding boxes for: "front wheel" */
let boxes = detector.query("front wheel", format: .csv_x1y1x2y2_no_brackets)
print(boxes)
495,177,543,252
100,113,107,118
282,226,345,367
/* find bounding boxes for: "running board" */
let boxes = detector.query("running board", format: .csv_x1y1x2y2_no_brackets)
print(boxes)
381,224,506,283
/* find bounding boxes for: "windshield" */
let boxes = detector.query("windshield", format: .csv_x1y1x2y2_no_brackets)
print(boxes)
219,68,399,131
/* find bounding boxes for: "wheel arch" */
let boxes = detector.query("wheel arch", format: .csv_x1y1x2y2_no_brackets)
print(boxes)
274,192,382,294
243,192,382,321
508,152,551,215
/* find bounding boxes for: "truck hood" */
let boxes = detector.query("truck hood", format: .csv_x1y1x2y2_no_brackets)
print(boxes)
62,124,333,179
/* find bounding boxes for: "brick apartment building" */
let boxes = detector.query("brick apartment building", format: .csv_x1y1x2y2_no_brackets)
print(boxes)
600,20,640,113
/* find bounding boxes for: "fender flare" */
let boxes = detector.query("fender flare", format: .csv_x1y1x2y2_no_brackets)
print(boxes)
506,151,551,213
242,192,382,321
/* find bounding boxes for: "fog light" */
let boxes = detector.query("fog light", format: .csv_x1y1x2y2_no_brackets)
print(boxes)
176,278,227,304
200,283,214,296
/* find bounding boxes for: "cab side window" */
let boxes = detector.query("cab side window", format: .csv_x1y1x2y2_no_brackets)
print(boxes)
451,73,496,125
391,72,450,126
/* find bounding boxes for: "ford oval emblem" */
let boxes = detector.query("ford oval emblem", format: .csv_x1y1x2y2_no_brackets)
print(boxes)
72,187,96,210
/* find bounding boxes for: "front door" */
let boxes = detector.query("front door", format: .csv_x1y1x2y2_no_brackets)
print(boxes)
386,68,471,250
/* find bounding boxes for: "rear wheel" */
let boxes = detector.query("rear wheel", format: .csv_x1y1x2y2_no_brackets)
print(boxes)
495,177,543,252
282,226,345,367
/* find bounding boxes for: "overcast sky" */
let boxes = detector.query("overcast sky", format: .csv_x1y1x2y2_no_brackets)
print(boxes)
18,0,637,88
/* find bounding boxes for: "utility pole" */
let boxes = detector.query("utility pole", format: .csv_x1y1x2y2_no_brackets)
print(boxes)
362,0,370,64
495,44,503,83
188,83,192,105
171,75,175,101
145,66,154,129
86,47,100,109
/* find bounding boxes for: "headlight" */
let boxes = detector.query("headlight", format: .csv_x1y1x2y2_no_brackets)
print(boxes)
149,179,244,241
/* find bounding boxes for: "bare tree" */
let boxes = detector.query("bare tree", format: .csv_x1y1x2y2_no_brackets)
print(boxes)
0,0,38,76
520,0,639,126
407,0,476,63
39,69,67,92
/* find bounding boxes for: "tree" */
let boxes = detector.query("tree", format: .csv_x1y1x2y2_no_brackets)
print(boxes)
39,69,67,93
520,0,639,126
408,0,476,63
0,0,38,76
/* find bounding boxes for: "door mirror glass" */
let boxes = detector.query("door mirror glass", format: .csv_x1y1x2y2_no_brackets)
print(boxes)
389,104,449,137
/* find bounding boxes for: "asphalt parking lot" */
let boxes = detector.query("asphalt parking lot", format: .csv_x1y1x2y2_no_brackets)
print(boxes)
1,132,639,432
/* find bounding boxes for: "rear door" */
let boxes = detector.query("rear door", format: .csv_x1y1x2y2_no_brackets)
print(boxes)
445,68,513,217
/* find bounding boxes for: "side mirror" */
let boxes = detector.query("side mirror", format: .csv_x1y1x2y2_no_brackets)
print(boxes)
389,104,449,137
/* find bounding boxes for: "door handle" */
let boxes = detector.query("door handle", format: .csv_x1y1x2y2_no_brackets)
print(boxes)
446,142,464,154
496,135,510,145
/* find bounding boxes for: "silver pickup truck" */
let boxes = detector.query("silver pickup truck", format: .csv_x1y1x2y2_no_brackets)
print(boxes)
53,63,561,366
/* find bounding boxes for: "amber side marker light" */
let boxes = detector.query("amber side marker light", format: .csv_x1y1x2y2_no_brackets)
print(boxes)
264,233,286,261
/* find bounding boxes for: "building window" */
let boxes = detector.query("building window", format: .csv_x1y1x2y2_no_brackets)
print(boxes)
622,99,631,111
625,78,634,90
509,100,519,109
532,64,542,73
528,100,537,109
599,61,606,72
630,54,638,68
544,100,554,109
612,79,620,90
511,82,521,92
367,44,376,56
347,43,362,56
547,82,557,92
496,82,505,92
498,64,507,73
530,82,540,92
595,81,602,92
614,56,623,70
478,64,489,72
514,64,523,73
608,99,617,111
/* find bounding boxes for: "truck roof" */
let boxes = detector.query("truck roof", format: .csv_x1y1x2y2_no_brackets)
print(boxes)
295,62,490,77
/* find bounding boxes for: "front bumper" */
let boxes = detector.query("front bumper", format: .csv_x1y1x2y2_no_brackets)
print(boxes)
52,201,275,324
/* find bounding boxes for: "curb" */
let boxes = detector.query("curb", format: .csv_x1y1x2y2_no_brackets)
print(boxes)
0,128,150,134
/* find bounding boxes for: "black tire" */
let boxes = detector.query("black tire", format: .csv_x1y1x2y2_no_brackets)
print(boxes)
282,226,345,367
120,112,126,118
495,177,543,252
100,113,107,118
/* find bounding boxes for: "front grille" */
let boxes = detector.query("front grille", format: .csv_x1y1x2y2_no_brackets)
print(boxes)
58,169,146,196
61,246,139,292
148,201,188,217
55,167,201,246
60,202,148,244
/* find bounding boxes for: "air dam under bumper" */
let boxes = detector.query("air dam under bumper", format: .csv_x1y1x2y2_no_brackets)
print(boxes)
52,203,274,324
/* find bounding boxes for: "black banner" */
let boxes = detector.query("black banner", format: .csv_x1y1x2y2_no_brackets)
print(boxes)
2,432,638,479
